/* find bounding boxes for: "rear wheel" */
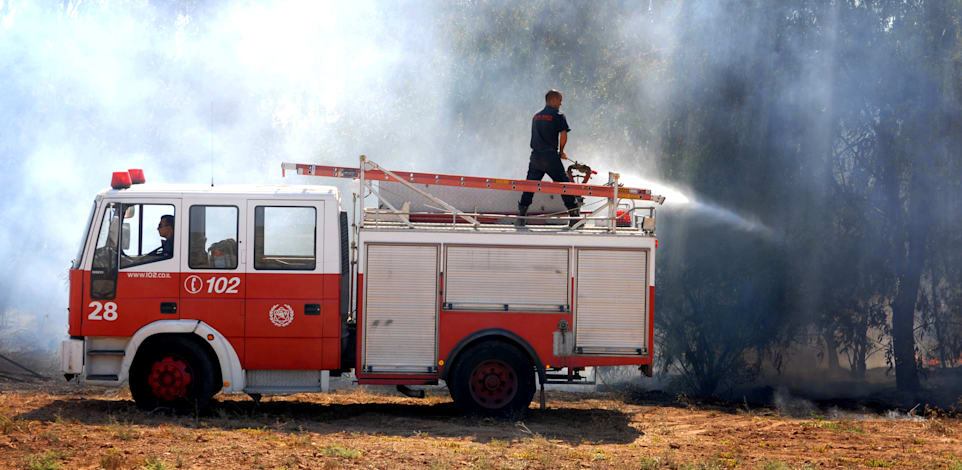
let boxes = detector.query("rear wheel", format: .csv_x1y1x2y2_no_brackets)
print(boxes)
129,336,215,412
450,342,536,418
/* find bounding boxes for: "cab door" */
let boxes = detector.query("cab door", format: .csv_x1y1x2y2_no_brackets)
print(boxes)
178,199,246,363
83,199,181,337
243,200,326,370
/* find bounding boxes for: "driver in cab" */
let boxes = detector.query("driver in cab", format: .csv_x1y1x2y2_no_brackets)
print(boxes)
120,214,174,265
155,214,174,258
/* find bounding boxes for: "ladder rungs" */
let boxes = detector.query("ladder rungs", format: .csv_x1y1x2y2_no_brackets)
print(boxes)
282,162,664,202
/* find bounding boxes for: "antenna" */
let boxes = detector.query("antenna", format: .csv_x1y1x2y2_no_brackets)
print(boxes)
210,102,214,187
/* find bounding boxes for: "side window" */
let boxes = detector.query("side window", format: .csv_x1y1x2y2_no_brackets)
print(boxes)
91,202,121,299
254,206,316,270
119,203,176,269
189,205,239,269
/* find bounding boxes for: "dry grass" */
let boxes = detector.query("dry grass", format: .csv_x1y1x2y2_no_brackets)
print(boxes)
98,448,124,470
0,387,958,469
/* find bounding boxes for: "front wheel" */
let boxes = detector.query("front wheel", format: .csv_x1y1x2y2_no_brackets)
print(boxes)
449,342,536,418
129,336,215,412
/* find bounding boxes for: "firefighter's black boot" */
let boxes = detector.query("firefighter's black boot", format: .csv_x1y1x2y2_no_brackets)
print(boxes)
567,207,581,228
516,204,529,227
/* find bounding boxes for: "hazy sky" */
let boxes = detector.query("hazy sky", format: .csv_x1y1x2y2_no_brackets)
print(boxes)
0,0,773,351
1,1,451,349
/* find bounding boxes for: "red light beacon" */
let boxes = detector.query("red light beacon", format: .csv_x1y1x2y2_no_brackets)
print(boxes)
128,169,145,184
110,169,146,189
110,171,132,189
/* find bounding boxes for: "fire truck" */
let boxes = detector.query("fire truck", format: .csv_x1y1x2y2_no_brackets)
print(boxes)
60,157,663,417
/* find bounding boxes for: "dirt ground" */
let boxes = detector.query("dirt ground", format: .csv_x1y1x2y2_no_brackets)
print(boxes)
0,379,959,470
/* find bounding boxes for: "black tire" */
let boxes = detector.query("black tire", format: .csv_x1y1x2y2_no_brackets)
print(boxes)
129,336,215,412
449,341,536,418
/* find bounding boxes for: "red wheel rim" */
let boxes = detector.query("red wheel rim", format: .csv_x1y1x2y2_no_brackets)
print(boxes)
147,356,192,401
469,359,517,409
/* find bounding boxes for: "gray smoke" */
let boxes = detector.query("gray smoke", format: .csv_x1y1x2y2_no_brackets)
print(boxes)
2,1,959,405
0,1,453,351
0,1,683,352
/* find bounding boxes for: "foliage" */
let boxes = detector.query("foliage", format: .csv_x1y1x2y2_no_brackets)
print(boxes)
659,230,789,395
139,457,170,470
99,449,124,470
433,0,962,396
22,451,65,470
320,444,361,459
647,0,962,394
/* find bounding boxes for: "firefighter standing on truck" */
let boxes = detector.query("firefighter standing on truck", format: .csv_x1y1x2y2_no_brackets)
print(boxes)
518,89,580,227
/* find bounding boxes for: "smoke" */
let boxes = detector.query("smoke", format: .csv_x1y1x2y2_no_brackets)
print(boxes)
0,0,459,351
1,1,959,404
0,0,692,355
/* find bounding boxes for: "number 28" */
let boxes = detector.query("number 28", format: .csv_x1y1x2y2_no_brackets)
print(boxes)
88,301,118,321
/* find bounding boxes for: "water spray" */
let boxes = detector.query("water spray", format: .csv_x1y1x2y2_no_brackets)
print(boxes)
572,157,775,239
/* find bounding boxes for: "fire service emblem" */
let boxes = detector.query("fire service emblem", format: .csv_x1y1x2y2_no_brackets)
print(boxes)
269,304,294,327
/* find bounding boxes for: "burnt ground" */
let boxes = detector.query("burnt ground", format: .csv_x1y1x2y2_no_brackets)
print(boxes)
0,374,960,470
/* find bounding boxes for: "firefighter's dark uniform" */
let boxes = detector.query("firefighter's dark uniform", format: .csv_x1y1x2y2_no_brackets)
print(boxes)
161,236,174,258
519,106,579,223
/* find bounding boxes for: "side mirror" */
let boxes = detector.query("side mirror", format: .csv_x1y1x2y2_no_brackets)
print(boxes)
122,223,131,251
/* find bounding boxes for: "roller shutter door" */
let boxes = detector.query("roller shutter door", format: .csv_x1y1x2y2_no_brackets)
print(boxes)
445,246,569,311
363,244,438,372
575,249,648,354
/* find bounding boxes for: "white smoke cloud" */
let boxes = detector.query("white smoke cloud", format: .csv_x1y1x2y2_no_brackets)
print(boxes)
0,0,790,355
0,1,460,350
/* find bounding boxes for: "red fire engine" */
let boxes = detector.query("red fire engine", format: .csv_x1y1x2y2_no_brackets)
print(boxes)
60,157,663,416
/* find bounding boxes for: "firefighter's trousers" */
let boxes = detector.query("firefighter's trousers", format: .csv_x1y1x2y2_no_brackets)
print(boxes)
519,152,578,210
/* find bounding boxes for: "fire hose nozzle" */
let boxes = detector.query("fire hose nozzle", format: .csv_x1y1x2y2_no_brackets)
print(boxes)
566,161,596,184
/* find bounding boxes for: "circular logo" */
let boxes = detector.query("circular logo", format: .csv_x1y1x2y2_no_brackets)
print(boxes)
184,275,203,294
269,304,295,327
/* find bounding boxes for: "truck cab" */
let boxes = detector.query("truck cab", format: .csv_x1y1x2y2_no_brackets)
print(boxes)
63,177,345,410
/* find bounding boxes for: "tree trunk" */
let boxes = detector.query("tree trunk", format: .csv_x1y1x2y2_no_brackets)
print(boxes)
891,168,929,393
876,97,926,393
823,330,840,371
851,318,868,380
892,260,922,392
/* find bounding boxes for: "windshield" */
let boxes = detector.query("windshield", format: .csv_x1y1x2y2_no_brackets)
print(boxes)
71,200,97,270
